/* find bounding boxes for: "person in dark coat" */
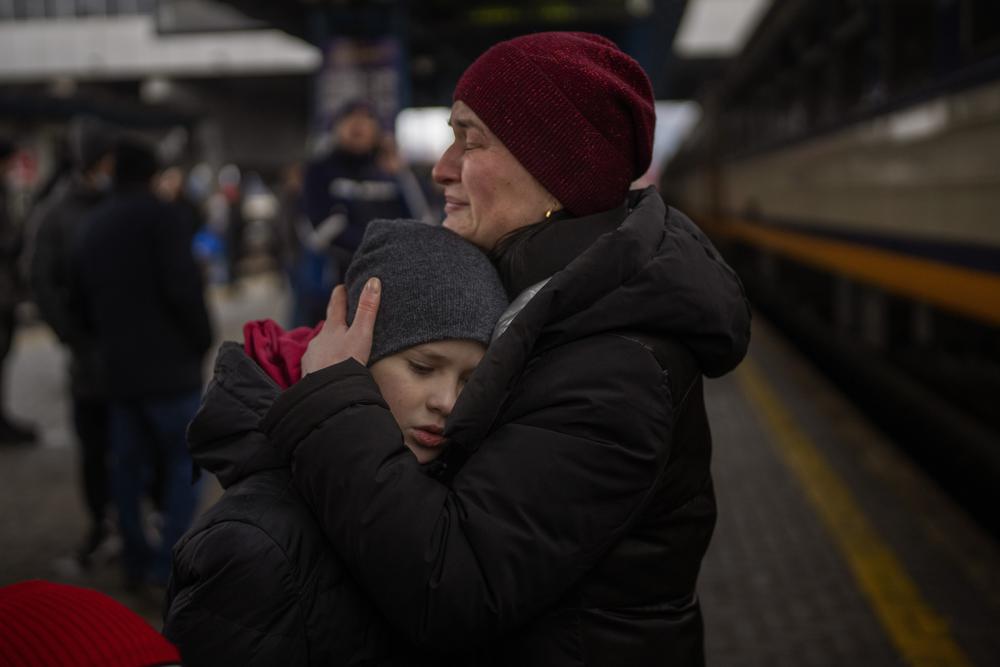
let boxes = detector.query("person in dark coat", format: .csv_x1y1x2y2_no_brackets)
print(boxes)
266,33,752,666
76,136,213,589
295,101,414,326
0,138,37,446
163,220,509,667
26,116,116,563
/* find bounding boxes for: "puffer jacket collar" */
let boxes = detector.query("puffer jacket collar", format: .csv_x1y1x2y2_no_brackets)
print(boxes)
187,341,287,489
445,186,750,450
492,203,625,299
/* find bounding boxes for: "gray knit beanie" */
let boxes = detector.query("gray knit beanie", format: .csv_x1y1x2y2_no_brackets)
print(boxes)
345,220,509,364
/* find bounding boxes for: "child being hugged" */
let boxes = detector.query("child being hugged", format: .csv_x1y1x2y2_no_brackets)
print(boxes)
163,220,508,667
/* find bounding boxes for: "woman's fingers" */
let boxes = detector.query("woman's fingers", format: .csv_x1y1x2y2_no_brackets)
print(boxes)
300,279,381,376
351,278,381,335
326,284,347,325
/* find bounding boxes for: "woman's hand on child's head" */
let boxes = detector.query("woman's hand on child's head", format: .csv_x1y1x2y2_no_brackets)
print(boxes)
301,278,381,375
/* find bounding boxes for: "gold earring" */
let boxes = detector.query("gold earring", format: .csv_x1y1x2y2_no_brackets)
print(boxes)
545,209,553,219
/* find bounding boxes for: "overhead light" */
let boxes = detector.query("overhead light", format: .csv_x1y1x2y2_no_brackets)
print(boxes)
395,107,453,164
634,101,702,186
887,100,949,144
674,0,772,58
653,101,702,164
141,76,173,104
48,77,77,98
625,0,654,18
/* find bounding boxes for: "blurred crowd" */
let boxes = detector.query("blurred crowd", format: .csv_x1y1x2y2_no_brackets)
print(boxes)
0,101,438,594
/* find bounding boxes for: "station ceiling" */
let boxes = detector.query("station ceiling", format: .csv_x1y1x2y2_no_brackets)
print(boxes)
198,0,726,104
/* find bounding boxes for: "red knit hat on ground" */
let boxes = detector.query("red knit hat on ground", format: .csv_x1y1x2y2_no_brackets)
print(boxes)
0,580,181,667
454,31,656,216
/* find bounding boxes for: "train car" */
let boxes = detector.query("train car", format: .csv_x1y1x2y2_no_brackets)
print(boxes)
663,0,1000,533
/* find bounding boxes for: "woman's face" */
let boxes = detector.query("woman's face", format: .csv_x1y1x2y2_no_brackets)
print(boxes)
369,339,485,463
432,101,558,250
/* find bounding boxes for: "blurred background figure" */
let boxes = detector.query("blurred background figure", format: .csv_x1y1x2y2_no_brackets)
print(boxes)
273,162,304,272
0,137,36,446
239,169,281,276
216,163,246,290
25,116,116,567
272,162,312,328
187,163,229,286
202,163,247,290
297,100,414,326
27,137,75,221
156,165,204,240
75,136,212,591
377,134,433,223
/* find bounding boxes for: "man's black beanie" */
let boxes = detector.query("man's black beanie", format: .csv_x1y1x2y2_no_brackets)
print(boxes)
114,135,159,187
67,116,116,171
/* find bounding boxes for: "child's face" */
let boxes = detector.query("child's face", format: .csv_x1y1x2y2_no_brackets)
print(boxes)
369,339,486,463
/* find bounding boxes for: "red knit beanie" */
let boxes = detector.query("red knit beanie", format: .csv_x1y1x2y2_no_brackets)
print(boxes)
454,31,656,216
0,580,181,667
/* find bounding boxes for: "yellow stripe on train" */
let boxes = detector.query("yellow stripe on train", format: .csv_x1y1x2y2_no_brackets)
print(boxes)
704,218,1000,328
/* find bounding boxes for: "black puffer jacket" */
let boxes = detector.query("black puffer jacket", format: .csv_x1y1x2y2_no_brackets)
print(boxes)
264,188,751,666
163,342,405,667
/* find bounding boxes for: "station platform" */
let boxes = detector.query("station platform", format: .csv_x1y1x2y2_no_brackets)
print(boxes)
701,318,1000,666
1,274,999,665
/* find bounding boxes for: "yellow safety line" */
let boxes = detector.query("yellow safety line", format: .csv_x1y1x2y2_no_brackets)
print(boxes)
737,358,972,667
705,218,1000,327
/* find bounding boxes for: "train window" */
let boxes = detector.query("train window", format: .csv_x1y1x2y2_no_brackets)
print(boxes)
842,31,884,113
885,0,938,94
77,0,107,16
11,0,40,19
46,0,76,17
968,0,1000,58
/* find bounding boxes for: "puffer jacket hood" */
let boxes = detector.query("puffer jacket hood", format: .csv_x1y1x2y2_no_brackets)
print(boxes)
187,341,286,488
450,186,750,443
539,187,749,375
